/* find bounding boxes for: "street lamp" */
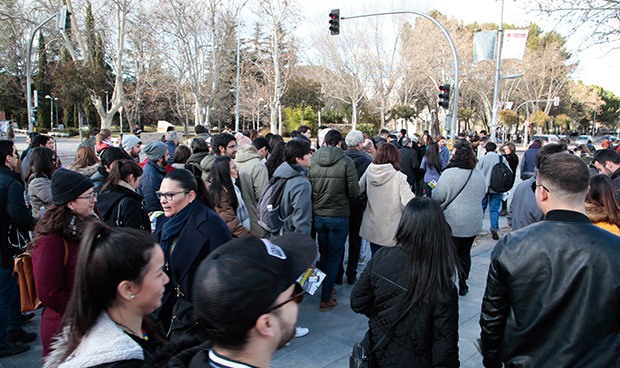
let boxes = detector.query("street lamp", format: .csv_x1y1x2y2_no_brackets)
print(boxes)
256,98,264,130
235,0,250,132
45,95,54,130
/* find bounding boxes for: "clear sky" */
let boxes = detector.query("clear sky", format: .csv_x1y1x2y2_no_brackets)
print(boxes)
292,0,620,96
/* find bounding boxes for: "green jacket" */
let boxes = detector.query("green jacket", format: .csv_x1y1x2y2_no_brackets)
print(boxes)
308,146,360,217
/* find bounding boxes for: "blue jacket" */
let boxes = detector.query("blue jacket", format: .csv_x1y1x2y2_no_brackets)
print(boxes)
138,160,166,213
166,141,177,166
154,202,231,307
0,167,35,267
520,142,541,179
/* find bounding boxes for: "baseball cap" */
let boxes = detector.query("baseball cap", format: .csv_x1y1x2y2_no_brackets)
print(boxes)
193,234,316,338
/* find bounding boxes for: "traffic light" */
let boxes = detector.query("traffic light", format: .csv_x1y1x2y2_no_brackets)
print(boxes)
57,5,71,31
438,84,450,109
329,9,340,36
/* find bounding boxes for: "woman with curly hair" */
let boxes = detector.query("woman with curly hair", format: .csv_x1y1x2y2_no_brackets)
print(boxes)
585,174,620,235
433,141,486,295
32,169,99,357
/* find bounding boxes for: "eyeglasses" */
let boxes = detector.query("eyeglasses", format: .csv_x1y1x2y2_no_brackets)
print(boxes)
156,190,188,201
531,181,550,194
265,283,306,313
77,192,98,202
227,144,237,149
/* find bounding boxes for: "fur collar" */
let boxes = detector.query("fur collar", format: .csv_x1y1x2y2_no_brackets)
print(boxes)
585,201,618,226
44,312,143,368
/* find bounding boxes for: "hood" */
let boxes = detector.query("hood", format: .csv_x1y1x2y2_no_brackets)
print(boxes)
585,201,618,225
96,185,141,219
235,146,261,164
273,162,305,180
199,154,216,171
528,142,542,150
67,163,100,178
365,163,398,186
186,151,209,165
312,146,346,167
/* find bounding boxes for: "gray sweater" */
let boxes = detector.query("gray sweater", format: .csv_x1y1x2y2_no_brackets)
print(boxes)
476,151,512,193
433,167,486,237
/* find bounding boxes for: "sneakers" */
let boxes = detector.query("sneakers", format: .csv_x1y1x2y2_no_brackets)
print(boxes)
319,298,338,312
294,327,309,338
491,228,499,240
0,342,29,358
9,329,37,344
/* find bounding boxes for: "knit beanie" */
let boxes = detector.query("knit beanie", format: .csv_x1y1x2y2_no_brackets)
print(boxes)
100,147,131,167
51,168,94,205
144,141,168,161
122,135,141,151
165,131,178,142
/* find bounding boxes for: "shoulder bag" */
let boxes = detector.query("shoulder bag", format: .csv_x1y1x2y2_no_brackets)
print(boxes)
350,301,416,368
441,169,473,211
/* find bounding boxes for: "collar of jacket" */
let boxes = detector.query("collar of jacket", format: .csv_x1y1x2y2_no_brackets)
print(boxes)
545,209,591,224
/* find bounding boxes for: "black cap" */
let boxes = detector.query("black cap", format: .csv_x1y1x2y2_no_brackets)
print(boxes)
51,168,94,205
193,234,316,338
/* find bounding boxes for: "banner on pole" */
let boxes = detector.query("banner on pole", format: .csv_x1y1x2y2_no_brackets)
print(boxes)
473,31,496,62
502,30,529,60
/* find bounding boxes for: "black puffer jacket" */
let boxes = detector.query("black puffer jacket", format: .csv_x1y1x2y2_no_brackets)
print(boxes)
351,246,459,368
97,184,150,231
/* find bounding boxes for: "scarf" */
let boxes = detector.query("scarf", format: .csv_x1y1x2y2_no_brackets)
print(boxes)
159,200,197,258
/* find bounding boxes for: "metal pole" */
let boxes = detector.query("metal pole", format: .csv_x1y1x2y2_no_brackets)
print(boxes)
50,98,53,130
27,14,58,132
490,0,505,143
235,0,250,133
342,10,459,139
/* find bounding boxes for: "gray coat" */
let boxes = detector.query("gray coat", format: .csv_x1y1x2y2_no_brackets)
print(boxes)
508,176,543,230
271,162,312,236
236,146,269,235
433,167,486,238
476,151,512,193
28,176,52,219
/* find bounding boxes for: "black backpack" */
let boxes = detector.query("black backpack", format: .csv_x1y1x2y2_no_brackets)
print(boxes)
490,155,514,193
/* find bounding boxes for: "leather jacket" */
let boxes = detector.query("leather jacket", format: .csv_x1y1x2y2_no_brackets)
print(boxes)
480,210,620,367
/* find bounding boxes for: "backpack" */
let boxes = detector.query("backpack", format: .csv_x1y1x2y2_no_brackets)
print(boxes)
256,177,288,233
490,155,514,193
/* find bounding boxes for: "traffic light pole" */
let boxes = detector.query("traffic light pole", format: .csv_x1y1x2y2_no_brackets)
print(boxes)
27,13,59,132
341,10,460,138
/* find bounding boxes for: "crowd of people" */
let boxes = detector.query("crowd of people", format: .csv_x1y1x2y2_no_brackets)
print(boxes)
0,123,619,367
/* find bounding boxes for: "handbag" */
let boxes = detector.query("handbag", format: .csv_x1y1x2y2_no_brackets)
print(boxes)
441,169,473,210
165,261,199,342
13,239,68,313
350,302,416,368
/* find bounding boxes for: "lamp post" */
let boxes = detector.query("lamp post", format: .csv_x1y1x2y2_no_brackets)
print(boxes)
256,98,264,130
45,95,54,131
235,0,250,132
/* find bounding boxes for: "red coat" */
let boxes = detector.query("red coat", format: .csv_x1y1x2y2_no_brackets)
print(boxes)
32,233,80,357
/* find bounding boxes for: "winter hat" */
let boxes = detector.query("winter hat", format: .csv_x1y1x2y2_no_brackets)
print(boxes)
121,135,141,151
165,131,178,142
143,141,168,161
51,168,93,205
100,147,131,167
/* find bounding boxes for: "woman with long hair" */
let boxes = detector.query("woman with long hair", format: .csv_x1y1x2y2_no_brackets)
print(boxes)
585,174,620,235
265,141,286,179
171,145,191,169
43,222,169,367
153,169,231,330
420,142,445,196
96,159,150,231
32,169,99,357
66,145,100,177
207,156,254,238
95,128,113,154
351,197,459,367
359,143,414,256
26,147,56,219
432,141,486,296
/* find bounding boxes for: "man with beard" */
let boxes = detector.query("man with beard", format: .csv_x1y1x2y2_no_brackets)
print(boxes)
121,134,142,162
189,234,316,368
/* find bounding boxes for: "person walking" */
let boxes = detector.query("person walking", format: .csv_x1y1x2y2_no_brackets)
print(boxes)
308,130,359,312
44,223,168,367
351,198,459,367
419,142,444,197
0,141,37,357
359,143,415,256
476,142,511,240
432,141,486,296
32,168,97,357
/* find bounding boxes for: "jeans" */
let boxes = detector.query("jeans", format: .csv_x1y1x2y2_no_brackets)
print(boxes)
338,207,363,282
370,242,383,256
0,265,22,346
315,216,349,303
482,192,502,231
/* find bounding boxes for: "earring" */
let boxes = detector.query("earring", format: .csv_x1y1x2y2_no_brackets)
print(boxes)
130,295,135,299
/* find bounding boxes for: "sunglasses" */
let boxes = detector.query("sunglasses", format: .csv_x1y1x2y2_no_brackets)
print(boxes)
531,181,550,194
265,283,306,313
